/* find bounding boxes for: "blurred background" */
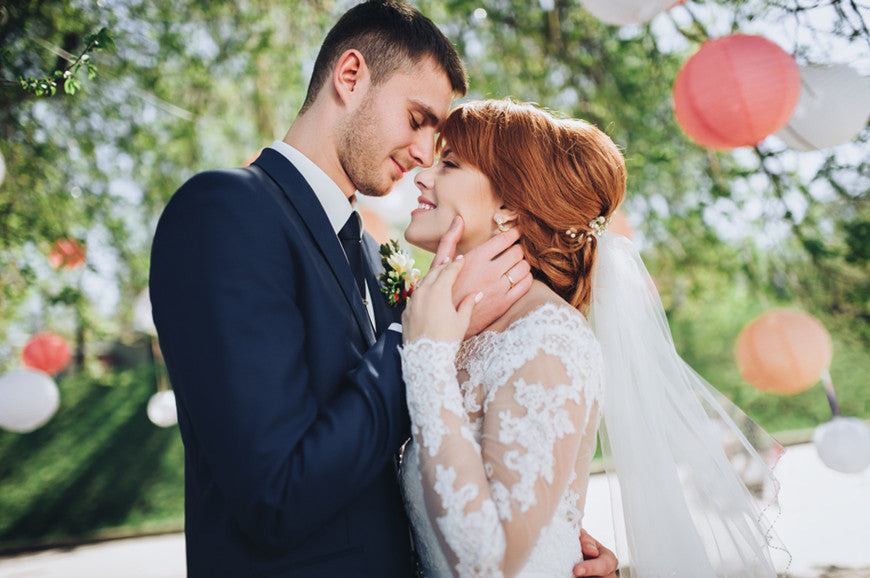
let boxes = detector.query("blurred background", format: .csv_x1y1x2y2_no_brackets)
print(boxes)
0,0,868,573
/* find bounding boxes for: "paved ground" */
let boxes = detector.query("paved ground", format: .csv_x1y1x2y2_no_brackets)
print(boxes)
0,533,184,578
0,443,867,577
581,442,870,578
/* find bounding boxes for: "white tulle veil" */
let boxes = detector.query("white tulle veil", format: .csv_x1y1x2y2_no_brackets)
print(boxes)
588,232,790,577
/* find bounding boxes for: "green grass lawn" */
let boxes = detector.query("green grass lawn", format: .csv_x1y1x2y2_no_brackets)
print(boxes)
0,365,184,549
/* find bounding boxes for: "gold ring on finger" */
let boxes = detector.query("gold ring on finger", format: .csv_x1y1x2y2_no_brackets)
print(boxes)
505,272,516,288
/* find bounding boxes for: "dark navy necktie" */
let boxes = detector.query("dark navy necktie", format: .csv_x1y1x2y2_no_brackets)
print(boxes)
338,212,367,300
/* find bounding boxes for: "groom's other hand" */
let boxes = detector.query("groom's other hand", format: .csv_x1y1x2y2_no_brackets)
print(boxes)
573,529,618,577
433,216,531,338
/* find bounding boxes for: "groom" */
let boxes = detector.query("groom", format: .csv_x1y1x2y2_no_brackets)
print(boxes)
150,1,617,576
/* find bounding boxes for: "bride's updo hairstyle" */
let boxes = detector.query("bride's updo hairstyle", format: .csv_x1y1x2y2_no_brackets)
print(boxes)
437,99,626,313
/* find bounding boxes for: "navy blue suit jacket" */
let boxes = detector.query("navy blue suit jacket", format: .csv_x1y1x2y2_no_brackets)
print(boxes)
149,148,414,576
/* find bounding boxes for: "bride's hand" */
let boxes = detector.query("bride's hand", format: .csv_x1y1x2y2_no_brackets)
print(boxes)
431,217,531,338
402,256,483,344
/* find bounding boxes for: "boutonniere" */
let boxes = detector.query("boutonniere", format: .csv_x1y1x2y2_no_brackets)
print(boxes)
378,239,420,307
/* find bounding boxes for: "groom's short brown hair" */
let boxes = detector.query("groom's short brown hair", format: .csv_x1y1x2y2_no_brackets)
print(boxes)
300,0,467,113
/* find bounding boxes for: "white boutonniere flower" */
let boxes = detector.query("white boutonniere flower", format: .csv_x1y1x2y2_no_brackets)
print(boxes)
378,239,420,307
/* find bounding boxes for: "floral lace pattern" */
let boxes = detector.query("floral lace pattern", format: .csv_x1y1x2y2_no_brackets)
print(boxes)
497,379,583,514
400,303,604,577
433,465,506,577
402,339,463,456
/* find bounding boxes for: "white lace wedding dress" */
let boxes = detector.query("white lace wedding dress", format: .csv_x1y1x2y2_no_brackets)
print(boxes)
399,303,604,577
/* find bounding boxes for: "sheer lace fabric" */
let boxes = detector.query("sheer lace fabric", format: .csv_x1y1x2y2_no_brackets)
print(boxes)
400,303,603,577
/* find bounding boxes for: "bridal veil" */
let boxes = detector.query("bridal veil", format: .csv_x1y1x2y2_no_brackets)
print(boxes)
589,232,789,577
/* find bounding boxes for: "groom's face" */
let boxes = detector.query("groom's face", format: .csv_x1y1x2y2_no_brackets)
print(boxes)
337,57,453,197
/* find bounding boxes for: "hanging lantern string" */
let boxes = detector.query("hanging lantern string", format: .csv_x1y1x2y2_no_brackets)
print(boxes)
820,369,841,417
149,339,170,392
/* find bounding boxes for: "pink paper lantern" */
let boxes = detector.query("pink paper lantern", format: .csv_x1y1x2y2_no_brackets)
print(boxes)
22,332,72,376
673,35,801,150
48,238,86,270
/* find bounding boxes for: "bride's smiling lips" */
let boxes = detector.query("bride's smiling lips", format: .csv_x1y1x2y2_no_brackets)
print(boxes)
411,195,436,216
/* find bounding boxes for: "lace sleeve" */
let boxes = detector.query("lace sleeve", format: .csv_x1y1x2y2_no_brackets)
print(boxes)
401,323,601,577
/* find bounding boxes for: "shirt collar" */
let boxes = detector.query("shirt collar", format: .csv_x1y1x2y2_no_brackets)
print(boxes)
269,140,358,236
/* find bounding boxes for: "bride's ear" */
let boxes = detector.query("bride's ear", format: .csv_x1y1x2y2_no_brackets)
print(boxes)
493,208,519,232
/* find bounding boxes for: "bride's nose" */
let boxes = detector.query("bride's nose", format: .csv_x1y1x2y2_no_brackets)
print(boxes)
414,167,434,191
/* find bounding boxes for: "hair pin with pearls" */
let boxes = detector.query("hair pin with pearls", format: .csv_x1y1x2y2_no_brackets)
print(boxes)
565,215,611,244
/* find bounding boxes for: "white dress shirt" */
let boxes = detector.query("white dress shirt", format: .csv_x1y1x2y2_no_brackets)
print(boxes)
269,140,377,328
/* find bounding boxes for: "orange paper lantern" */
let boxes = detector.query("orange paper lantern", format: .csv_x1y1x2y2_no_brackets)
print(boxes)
735,310,832,395
22,332,72,376
48,239,86,270
673,34,801,150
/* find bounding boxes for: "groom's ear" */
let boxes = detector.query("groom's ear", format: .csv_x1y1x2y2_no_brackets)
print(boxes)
333,49,370,106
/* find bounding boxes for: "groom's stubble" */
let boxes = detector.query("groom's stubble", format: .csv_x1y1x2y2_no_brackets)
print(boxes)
337,89,393,199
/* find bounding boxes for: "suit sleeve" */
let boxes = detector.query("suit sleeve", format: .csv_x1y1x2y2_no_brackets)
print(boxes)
149,170,410,546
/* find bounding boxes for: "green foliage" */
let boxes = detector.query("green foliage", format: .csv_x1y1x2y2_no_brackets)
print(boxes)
16,27,114,97
0,0,338,353
0,365,184,545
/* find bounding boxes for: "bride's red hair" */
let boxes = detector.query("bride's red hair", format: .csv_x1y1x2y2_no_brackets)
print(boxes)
437,100,626,314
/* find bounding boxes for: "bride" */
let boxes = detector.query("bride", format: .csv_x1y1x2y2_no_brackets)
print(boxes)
397,100,783,577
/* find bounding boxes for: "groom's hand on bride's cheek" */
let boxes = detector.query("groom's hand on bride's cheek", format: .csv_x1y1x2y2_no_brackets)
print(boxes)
452,228,532,338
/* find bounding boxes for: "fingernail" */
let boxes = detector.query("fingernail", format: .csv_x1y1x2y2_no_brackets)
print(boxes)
474,292,484,303
451,216,462,229
440,256,451,265
575,569,586,576
455,254,464,261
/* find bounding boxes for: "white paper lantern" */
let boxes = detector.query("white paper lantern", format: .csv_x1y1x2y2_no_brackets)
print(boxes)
133,288,158,336
580,0,675,26
813,416,870,474
778,64,870,151
147,390,178,427
0,369,60,433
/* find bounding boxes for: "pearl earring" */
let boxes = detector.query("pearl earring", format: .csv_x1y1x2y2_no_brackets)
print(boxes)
495,215,509,232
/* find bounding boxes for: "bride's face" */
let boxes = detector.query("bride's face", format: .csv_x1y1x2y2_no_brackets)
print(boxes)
404,147,502,254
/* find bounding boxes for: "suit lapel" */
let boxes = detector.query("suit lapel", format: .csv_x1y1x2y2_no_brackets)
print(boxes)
252,149,376,346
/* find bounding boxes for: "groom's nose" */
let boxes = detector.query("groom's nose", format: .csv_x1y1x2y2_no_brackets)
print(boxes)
409,131,436,168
